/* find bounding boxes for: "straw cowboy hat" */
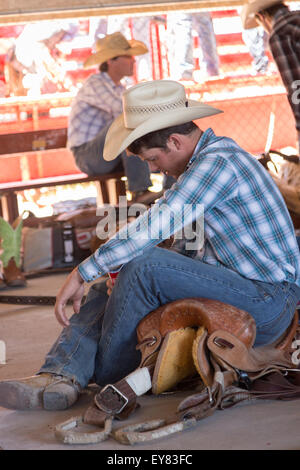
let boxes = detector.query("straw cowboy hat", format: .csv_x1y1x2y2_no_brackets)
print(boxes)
241,0,284,29
84,31,148,68
103,80,223,161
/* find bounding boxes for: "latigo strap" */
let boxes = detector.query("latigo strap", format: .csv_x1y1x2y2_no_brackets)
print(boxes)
0,294,58,306
0,294,86,306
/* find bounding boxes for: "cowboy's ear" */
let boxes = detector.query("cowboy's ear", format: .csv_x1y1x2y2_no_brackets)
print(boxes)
167,134,182,150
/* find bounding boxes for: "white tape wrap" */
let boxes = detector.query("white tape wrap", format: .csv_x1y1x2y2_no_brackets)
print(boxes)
0,340,6,364
125,367,152,396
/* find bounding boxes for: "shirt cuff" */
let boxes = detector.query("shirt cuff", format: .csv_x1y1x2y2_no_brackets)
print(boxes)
78,254,106,282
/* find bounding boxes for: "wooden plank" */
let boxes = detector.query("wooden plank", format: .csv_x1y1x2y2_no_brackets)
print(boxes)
0,0,299,24
0,170,126,222
0,171,125,191
0,0,266,24
0,128,67,154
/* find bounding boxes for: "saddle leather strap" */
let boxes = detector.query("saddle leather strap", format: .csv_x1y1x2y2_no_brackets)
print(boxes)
248,370,300,400
83,400,139,427
218,370,300,410
83,366,153,428
95,379,137,415
177,358,237,420
207,330,293,374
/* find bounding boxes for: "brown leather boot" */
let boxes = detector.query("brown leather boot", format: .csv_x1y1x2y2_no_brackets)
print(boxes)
3,258,27,287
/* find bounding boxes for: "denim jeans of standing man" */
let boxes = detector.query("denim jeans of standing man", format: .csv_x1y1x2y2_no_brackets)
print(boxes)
39,247,300,389
166,12,219,80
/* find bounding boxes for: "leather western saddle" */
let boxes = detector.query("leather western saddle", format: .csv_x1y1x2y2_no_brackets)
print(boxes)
55,298,300,445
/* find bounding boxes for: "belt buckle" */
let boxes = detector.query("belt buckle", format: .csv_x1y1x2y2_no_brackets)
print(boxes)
97,384,129,414
236,370,252,390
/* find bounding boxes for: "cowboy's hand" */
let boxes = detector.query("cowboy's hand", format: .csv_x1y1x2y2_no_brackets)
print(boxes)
54,267,85,327
106,277,113,296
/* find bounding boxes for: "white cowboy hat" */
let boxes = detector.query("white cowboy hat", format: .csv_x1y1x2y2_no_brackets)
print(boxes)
241,0,284,29
84,31,148,68
103,80,223,161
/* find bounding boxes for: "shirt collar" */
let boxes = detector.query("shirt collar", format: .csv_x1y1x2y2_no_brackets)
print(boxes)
101,71,125,91
186,128,216,169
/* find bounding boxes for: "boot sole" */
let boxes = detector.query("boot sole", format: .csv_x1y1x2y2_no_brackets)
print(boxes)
0,381,43,410
43,386,78,411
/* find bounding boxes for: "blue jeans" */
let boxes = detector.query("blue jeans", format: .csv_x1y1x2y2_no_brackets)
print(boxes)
72,123,152,192
242,27,269,74
167,12,219,80
40,247,300,388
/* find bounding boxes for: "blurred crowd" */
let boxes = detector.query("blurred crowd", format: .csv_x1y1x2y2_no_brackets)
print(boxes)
0,10,278,98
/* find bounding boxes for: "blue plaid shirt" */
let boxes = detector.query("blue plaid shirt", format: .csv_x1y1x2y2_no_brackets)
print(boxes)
67,72,124,148
78,128,300,287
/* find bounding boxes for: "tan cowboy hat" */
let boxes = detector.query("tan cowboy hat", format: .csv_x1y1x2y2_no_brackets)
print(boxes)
84,31,148,68
103,80,223,161
241,0,284,29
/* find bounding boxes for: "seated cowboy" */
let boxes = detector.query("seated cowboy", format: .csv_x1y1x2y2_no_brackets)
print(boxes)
68,31,162,205
0,79,300,411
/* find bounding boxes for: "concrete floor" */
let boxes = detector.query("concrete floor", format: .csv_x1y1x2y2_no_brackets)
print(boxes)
0,273,300,451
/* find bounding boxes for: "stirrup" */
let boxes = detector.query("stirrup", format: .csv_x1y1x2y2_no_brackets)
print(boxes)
54,414,113,445
113,417,197,445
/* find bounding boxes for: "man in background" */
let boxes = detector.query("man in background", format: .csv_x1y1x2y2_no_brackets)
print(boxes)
68,32,161,204
241,0,300,151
